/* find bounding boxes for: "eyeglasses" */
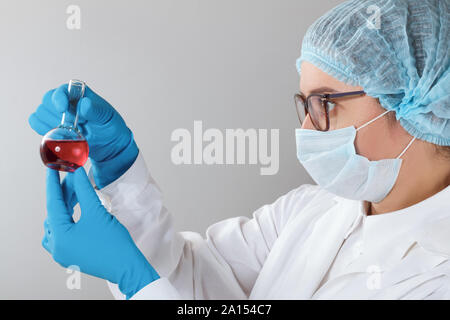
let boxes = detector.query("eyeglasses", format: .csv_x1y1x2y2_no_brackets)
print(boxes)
294,90,366,131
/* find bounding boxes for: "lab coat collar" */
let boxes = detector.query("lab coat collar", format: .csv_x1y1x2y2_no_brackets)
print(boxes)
335,185,450,269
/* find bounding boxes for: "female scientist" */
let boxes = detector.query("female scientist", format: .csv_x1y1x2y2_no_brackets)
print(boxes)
29,0,450,299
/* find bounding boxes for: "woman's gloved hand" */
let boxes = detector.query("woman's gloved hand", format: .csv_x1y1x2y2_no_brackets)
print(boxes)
43,167,160,299
29,83,139,189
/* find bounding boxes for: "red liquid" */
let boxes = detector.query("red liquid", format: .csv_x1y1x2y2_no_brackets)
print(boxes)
40,140,89,172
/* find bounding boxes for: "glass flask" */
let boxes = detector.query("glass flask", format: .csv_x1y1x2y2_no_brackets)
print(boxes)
40,79,89,172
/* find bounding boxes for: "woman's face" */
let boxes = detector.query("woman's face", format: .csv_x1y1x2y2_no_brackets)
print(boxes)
299,61,413,161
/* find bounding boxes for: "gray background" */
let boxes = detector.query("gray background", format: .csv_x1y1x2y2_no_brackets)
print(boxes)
0,0,343,299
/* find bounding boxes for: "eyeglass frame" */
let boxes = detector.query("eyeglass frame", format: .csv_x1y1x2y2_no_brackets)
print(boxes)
294,90,366,131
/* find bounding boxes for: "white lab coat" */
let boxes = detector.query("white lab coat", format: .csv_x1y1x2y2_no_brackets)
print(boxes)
90,153,450,300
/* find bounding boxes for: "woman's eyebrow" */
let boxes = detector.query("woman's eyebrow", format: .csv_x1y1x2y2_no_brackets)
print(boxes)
310,86,338,94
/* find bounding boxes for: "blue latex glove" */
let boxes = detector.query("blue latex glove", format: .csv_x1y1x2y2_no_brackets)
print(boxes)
43,167,160,299
29,83,139,189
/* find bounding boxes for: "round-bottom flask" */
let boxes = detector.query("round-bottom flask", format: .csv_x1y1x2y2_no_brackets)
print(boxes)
40,79,89,172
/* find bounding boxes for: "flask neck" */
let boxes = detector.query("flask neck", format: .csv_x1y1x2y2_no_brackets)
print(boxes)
60,98,80,129
60,79,85,129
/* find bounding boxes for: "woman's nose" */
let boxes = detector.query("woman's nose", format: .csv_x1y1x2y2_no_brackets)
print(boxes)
301,114,316,130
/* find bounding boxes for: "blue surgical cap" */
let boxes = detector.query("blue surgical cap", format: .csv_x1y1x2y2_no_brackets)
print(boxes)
296,0,450,146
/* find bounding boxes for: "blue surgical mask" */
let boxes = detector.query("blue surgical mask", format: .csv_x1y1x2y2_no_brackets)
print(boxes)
295,110,416,203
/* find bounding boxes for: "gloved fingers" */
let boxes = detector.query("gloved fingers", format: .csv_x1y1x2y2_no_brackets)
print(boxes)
28,113,55,136
44,217,50,231
41,88,57,108
30,85,88,135
39,94,87,125
71,167,104,215
52,84,82,126
79,96,114,124
61,174,78,216
35,102,62,123
28,101,61,133
83,85,104,104
41,236,51,254
52,84,69,113
46,168,74,226
45,84,88,124
42,219,52,254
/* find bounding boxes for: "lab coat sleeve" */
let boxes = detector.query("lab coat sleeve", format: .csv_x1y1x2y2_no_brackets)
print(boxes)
92,152,315,300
